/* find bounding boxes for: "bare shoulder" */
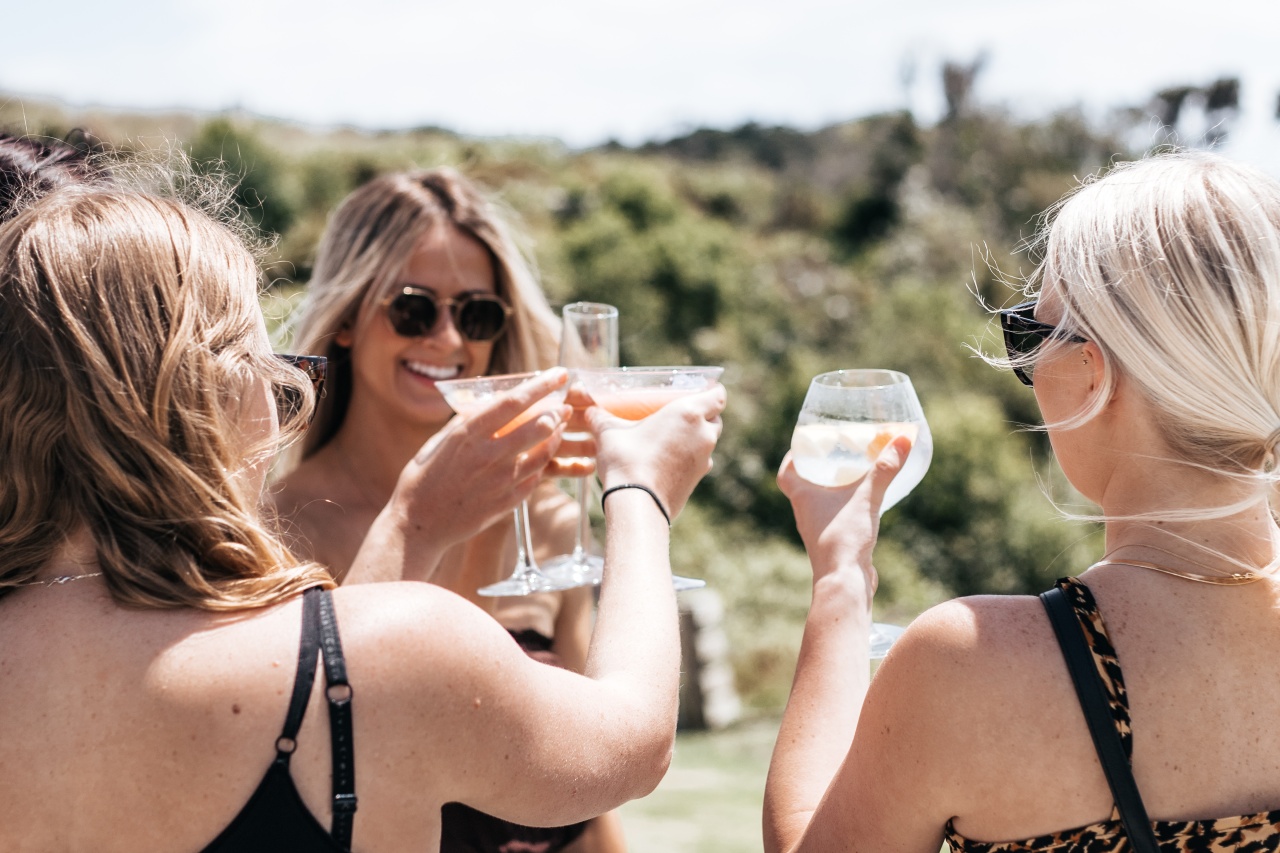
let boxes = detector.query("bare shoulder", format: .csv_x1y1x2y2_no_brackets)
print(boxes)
856,592,1082,816
876,594,1062,721
330,582,525,692
269,458,344,521
268,460,373,569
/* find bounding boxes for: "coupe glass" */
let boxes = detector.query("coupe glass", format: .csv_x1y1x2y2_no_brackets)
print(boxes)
436,372,576,597
541,303,619,588
790,369,932,659
575,366,724,592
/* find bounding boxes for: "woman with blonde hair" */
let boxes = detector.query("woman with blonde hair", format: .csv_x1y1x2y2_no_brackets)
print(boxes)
271,168,627,850
765,152,1280,852
0,183,724,852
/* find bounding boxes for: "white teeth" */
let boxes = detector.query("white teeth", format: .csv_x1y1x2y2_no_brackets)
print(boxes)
405,361,461,380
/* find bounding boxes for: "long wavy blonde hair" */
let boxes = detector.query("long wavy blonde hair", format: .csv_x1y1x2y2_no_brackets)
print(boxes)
286,167,560,462
0,186,332,609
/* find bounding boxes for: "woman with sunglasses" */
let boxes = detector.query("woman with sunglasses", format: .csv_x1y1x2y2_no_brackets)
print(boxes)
271,168,629,851
0,183,723,852
764,152,1280,852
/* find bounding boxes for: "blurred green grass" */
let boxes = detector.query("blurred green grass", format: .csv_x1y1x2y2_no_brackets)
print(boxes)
619,718,779,852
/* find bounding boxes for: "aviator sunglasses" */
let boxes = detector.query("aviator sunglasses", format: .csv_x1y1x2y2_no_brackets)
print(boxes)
997,299,1087,387
383,285,513,342
274,353,328,422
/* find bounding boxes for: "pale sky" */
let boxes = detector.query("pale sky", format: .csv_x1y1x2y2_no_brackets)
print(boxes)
4,0,1279,169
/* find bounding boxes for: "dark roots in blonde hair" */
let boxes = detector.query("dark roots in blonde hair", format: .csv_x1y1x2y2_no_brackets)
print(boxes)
0,186,331,609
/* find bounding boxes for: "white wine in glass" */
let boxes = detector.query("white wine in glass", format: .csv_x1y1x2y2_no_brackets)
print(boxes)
791,369,932,658
436,372,576,598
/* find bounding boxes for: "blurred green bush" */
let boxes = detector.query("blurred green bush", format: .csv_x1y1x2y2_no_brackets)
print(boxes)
2,99,1132,711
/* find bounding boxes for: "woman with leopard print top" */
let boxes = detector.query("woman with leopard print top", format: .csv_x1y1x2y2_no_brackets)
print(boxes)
765,152,1280,852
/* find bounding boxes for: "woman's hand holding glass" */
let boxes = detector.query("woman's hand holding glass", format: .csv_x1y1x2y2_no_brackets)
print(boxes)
542,383,599,480
779,434,912,589
588,383,727,526
784,369,931,657
383,369,572,577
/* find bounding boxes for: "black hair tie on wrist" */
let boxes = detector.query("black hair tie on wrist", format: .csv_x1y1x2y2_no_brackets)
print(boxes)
601,483,671,526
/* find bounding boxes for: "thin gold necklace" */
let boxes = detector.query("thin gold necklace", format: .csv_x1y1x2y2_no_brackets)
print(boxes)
1094,544,1273,586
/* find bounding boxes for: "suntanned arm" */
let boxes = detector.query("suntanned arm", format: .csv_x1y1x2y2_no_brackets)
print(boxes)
539,484,628,852
764,438,960,853
345,387,725,830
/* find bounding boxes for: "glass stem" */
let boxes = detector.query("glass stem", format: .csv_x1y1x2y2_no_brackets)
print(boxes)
573,476,591,562
513,501,539,575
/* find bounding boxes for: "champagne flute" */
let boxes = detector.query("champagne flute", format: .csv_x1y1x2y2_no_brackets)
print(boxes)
790,369,932,658
575,366,724,592
436,372,576,597
541,302,619,588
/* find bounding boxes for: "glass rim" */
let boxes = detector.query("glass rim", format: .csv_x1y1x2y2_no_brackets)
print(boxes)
435,370,547,393
574,365,723,376
811,369,910,390
562,301,619,318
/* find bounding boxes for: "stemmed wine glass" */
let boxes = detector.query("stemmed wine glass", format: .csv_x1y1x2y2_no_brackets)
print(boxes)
541,303,619,588
436,372,576,597
575,366,724,592
790,369,933,658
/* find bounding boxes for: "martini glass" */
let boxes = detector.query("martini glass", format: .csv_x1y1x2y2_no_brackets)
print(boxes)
541,303,619,588
575,366,724,592
436,372,577,597
790,369,932,659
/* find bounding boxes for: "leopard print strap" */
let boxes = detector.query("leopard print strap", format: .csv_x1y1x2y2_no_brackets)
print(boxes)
1056,577,1133,761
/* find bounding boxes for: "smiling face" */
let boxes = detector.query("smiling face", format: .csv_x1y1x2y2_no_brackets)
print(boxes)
340,224,500,431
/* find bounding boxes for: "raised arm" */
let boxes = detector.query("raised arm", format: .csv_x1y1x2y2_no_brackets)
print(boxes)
764,436,958,852
360,384,726,827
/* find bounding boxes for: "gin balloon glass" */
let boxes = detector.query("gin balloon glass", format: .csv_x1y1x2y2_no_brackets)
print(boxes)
790,369,932,658
576,366,724,592
541,303,619,588
436,372,576,597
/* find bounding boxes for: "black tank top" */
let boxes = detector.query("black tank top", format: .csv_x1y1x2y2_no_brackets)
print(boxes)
201,586,356,852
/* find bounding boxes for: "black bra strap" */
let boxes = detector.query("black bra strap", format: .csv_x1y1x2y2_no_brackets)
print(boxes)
1040,586,1160,853
277,587,323,757
316,588,357,850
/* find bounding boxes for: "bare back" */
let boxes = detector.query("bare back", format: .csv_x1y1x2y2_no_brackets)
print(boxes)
852,568,1280,850
0,569,651,853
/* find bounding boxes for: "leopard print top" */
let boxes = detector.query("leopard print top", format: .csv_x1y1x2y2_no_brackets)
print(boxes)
945,577,1280,851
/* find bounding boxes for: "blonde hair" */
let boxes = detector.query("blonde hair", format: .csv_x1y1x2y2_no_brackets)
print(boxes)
1024,152,1280,484
287,168,560,459
0,187,332,609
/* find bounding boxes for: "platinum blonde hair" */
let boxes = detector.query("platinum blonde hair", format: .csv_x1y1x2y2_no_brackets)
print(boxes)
1022,152,1280,494
0,186,332,608
285,167,560,461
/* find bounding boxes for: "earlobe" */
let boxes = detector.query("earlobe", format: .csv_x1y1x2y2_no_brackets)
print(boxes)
335,324,353,348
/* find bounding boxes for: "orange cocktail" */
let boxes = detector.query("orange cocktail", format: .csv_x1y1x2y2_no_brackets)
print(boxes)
574,367,722,593
591,388,701,420
575,367,724,421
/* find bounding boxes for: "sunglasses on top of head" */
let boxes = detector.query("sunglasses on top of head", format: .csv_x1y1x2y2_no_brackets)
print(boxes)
997,299,1087,387
274,353,328,423
382,285,513,343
